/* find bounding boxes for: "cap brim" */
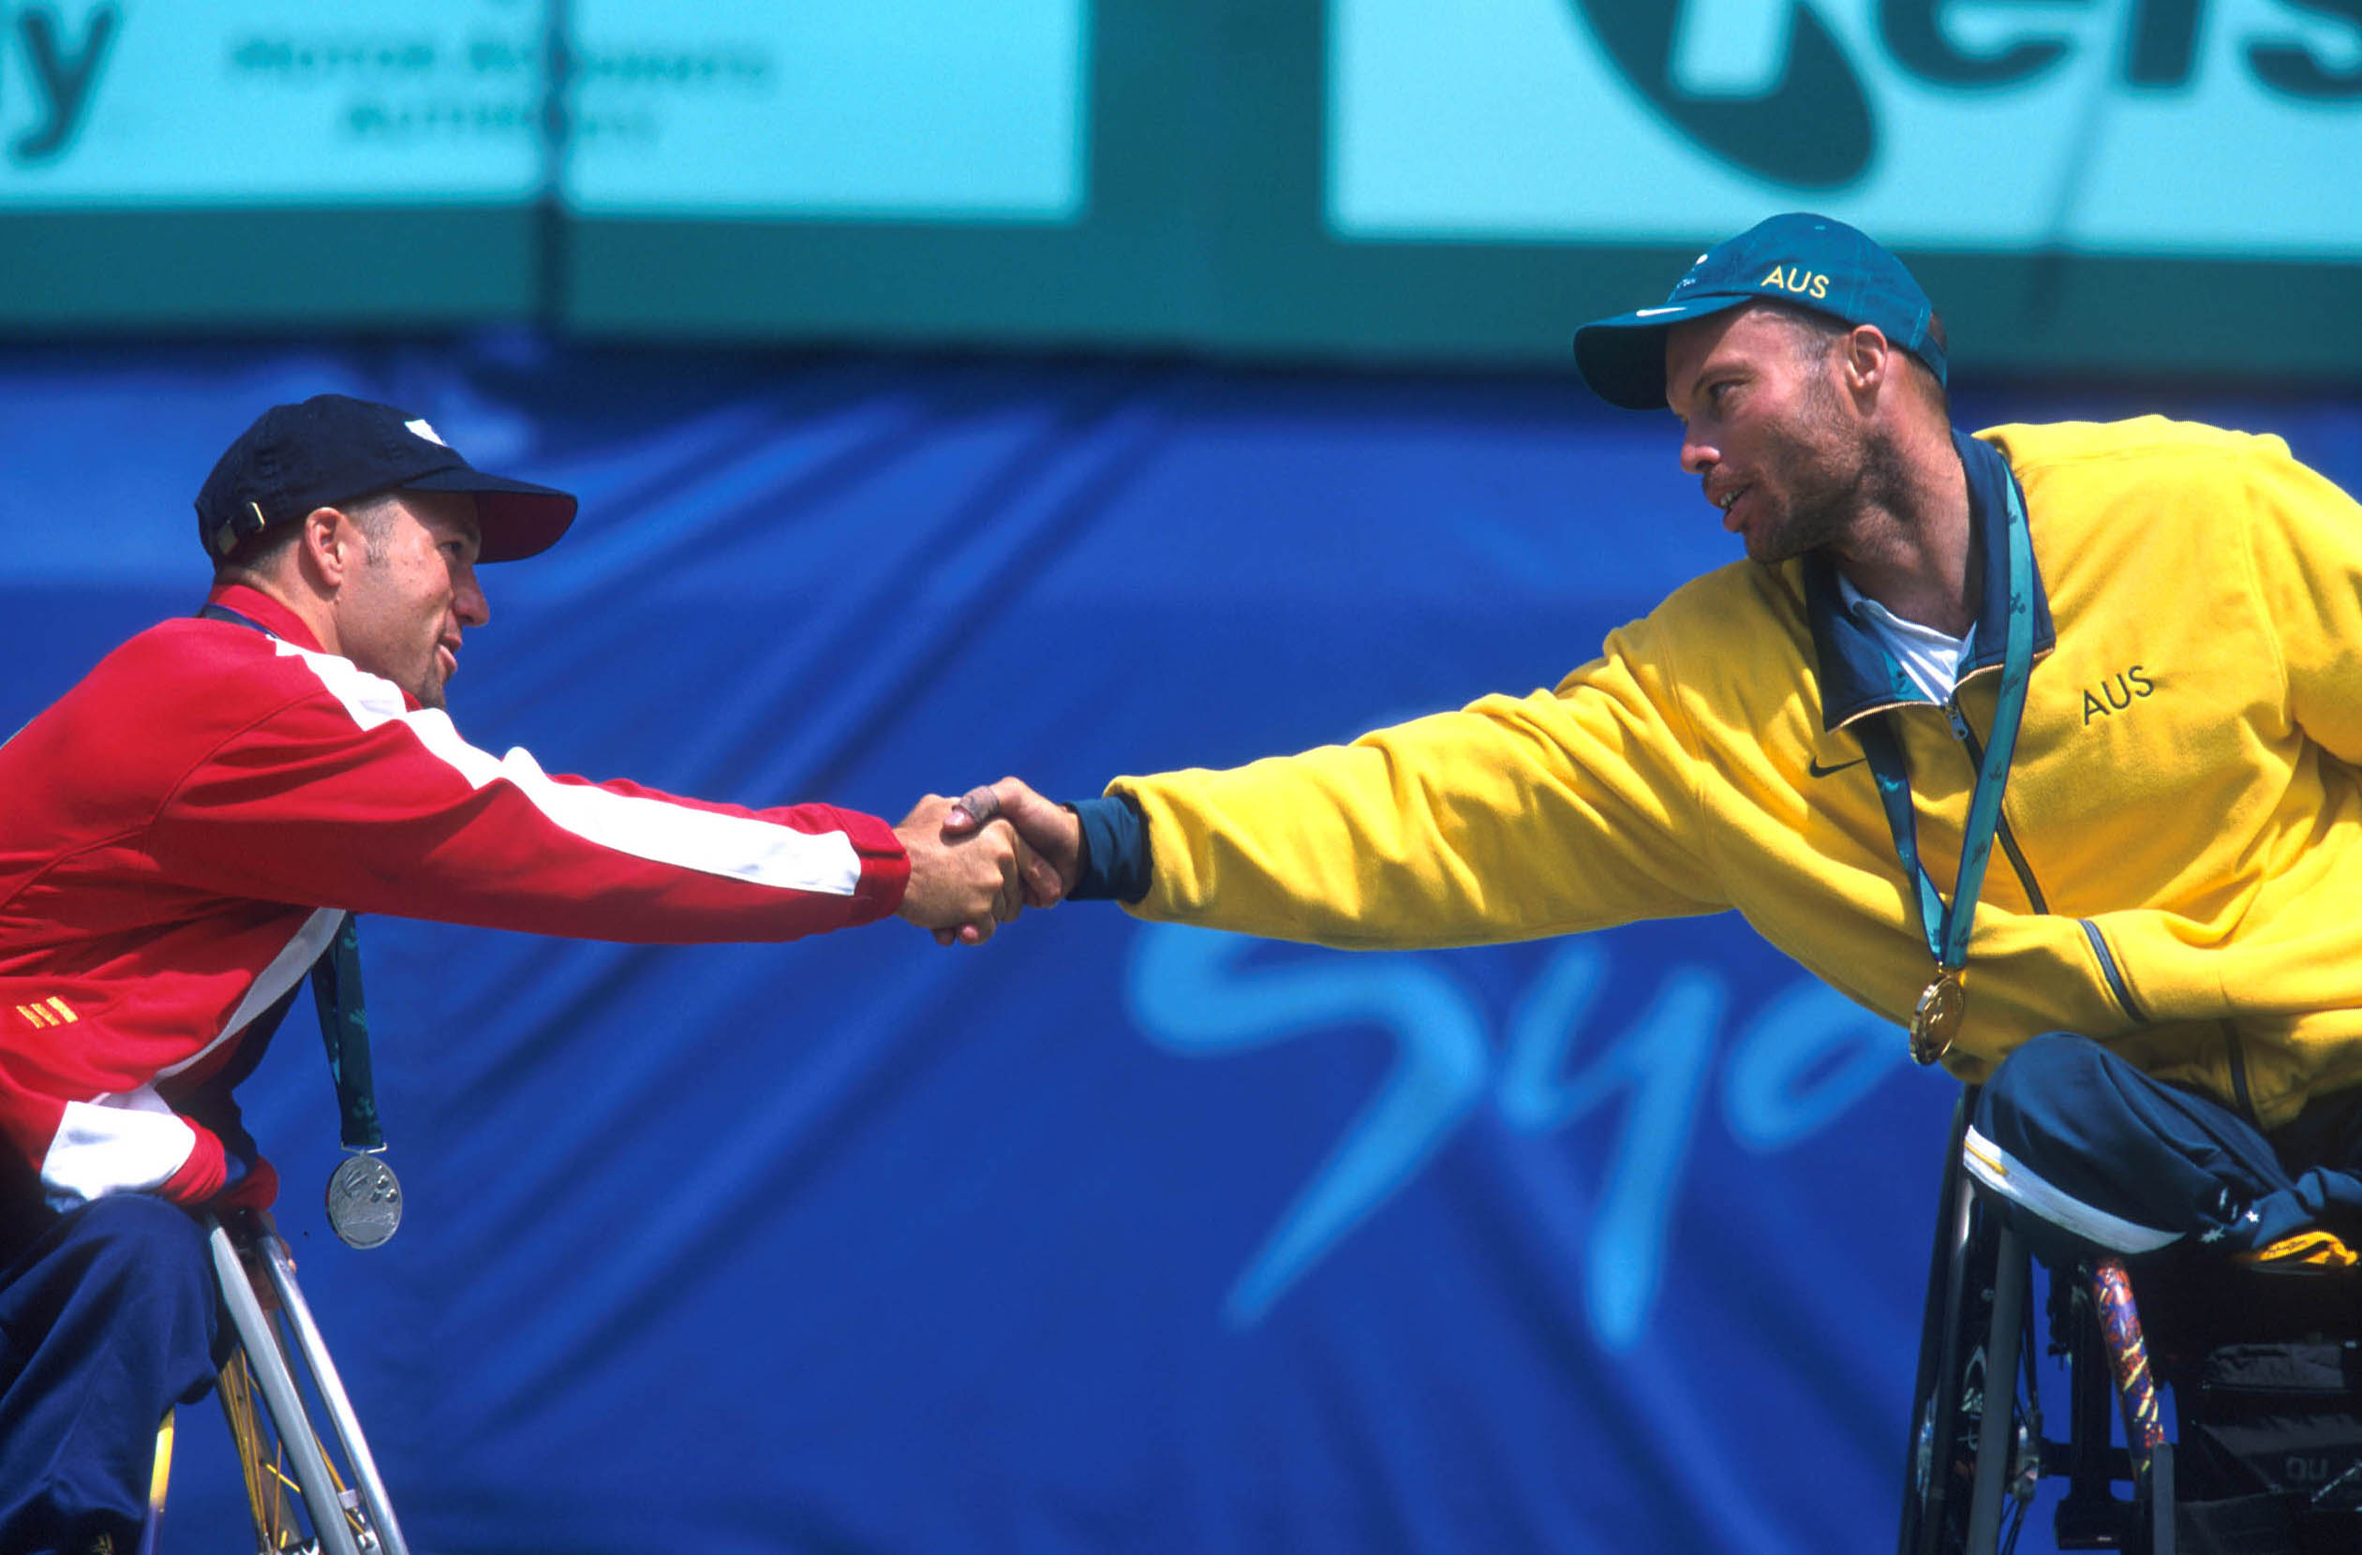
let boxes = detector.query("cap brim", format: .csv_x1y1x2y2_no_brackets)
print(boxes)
1572,298,1747,410
402,468,578,563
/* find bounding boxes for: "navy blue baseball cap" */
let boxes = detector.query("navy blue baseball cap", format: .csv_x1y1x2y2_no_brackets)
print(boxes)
1573,213,1946,410
196,394,578,564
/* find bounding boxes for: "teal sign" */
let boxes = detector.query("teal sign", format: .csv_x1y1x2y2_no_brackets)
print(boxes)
1,0,2357,372
0,1,540,203
1330,0,2362,254
568,0,1087,219
0,3,119,167
0,0,1086,218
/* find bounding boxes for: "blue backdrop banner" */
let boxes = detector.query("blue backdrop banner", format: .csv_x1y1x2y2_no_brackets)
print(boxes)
5,342,2359,1553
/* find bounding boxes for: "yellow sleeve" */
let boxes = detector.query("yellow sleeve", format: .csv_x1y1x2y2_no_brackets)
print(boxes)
1109,618,1729,949
2241,440,2362,766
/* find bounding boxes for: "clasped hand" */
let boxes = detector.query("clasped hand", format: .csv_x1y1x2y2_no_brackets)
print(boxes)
891,779,1084,946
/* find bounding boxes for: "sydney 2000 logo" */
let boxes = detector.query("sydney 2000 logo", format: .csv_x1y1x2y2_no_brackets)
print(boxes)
1569,0,2362,189
1126,923,1910,1350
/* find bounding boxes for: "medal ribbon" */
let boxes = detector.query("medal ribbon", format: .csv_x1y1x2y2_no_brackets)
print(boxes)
309,912,383,1152
199,601,386,1154
1848,443,2037,982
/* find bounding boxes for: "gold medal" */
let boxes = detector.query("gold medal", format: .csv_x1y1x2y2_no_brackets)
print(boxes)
1910,970,1966,1066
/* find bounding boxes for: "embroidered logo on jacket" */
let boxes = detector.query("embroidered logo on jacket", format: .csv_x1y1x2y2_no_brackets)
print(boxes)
16,996,76,1027
2082,665,2155,725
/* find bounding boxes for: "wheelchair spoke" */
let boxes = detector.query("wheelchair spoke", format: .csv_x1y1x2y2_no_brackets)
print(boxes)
208,1215,396,1555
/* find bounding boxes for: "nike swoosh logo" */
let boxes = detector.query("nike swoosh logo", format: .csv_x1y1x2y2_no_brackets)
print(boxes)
1634,306,1687,317
1807,756,1866,779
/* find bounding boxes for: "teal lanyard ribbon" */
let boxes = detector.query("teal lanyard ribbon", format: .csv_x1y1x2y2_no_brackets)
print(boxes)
198,601,385,1154
309,911,383,1152
1847,455,2037,979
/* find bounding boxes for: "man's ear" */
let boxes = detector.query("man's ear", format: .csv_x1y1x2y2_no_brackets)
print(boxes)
1842,324,1892,402
299,506,354,589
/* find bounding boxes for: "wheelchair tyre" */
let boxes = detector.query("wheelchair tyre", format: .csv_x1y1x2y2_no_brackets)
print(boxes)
204,1214,412,1555
1900,1088,2034,1555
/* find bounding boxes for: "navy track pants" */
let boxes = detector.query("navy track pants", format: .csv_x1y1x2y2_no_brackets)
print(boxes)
0,1193,223,1555
1970,1032,2362,1269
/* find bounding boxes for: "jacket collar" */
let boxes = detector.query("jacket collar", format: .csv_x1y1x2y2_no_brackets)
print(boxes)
203,582,326,652
1803,428,2056,732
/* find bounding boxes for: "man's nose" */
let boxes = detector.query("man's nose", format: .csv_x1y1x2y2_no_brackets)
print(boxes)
455,566,490,628
1680,431,1718,477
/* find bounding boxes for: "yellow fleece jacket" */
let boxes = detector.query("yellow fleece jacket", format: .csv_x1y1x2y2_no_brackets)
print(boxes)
1109,418,2362,1129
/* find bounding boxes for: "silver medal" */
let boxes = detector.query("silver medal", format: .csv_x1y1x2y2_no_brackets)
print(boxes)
325,1153,402,1249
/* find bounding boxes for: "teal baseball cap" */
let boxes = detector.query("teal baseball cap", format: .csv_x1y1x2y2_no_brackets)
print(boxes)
1573,213,1946,410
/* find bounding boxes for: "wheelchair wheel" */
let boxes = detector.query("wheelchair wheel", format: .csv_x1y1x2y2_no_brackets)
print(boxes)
203,1212,412,1555
1900,1088,2039,1555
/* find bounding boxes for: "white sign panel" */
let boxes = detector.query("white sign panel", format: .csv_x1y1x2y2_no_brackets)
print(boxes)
566,0,1088,219
0,0,1088,220
0,0,543,205
1329,0,2362,257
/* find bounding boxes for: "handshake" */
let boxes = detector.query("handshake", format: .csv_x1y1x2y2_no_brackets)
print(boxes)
889,779,1083,946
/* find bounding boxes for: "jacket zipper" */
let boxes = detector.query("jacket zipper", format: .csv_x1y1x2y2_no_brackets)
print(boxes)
2221,1022,2258,1124
2077,920,2146,1024
1947,702,2048,914
1945,694,2144,1025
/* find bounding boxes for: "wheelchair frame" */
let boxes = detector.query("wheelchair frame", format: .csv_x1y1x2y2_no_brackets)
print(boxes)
1898,1088,2176,1555
159,1210,413,1555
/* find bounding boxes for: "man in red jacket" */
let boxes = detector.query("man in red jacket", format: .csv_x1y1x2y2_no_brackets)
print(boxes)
0,393,1041,1555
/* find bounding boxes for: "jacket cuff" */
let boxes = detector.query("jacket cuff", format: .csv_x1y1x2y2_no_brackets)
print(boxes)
214,1154,281,1212
157,1127,229,1205
836,807,910,921
1072,793,1150,903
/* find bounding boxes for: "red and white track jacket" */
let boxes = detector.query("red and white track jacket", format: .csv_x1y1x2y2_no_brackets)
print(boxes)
0,584,909,1211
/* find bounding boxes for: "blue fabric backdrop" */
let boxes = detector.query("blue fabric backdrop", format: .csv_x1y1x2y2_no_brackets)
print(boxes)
5,340,2359,1554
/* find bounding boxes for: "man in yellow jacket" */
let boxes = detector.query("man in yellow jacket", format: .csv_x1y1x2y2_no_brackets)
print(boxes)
955,213,2362,1273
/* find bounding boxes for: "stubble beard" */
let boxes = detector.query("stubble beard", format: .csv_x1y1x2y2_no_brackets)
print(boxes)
361,646,446,711
409,630,452,711
354,538,451,708
1745,381,1908,568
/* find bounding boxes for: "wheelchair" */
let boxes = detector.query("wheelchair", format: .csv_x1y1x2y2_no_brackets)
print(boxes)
1899,1089,2362,1555
143,1209,410,1555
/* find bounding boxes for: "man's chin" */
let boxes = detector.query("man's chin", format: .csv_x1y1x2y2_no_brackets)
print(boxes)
1743,506,1842,568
